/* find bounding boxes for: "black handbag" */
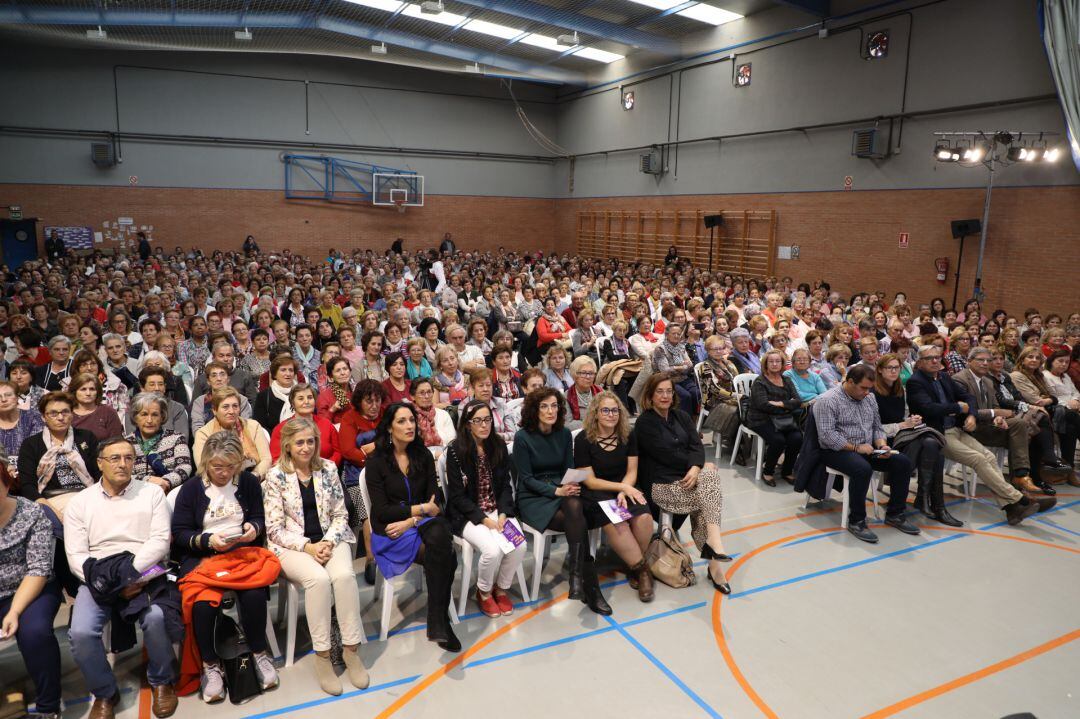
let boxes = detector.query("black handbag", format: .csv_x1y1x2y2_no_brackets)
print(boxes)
213,611,262,705
771,414,797,432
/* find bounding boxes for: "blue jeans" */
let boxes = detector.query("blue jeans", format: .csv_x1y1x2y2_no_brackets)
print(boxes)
0,582,62,713
69,585,177,698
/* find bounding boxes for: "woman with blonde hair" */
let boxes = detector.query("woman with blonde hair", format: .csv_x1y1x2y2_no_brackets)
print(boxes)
566,355,601,427
433,344,468,407
263,418,368,695
542,345,573,391
574,391,654,602
194,387,272,479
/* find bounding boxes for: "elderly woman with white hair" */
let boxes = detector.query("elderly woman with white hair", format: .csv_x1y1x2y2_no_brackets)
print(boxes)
126,392,193,493
566,355,601,430
33,335,74,392
137,350,190,407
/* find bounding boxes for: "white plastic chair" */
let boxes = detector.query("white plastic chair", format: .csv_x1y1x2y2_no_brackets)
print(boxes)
435,454,531,616
956,446,1008,498
728,373,765,483
805,470,884,529
358,468,459,641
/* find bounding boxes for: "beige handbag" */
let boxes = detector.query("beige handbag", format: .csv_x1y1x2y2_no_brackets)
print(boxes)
645,525,697,588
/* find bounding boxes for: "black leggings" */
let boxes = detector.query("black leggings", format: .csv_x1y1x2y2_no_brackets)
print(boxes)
546,496,589,545
192,588,268,662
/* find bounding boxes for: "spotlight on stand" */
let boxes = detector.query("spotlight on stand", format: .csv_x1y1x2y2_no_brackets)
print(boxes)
962,145,984,162
1045,147,1061,162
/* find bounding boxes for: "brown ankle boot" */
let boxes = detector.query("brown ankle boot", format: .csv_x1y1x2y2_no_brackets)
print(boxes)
631,559,654,603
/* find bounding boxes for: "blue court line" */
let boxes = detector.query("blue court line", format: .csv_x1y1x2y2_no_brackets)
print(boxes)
731,500,1080,600
1035,517,1080,539
253,500,1080,717
603,615,723,719
783,499,972,548
241,675,422,719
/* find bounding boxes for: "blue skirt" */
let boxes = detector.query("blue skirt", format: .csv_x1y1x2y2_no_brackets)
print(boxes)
370,518,433,579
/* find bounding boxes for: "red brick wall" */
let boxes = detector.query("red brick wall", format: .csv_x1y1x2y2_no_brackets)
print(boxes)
556,186,1080,317
0,184,557,258
5,183,1078,316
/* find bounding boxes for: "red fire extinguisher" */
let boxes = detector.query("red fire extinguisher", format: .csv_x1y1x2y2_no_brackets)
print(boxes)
934,257,949,283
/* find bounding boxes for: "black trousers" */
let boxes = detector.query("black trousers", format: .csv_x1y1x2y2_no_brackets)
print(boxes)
900,434,944,502
750,420,803,476
416,517,456,630
192,589,269,662
1059,409,1080,467
820,449,913,524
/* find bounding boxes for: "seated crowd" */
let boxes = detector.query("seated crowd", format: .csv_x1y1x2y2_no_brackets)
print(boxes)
1,240,1078,718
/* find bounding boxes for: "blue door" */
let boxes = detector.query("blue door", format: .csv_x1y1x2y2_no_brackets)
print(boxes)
0,220,39,269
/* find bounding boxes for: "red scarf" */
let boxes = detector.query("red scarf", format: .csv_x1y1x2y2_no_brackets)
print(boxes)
415,404,442,446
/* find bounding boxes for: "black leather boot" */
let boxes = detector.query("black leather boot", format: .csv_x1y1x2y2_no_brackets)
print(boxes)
566,543,585,600
581,556,612,615
928,477,963,527
913,472,933,518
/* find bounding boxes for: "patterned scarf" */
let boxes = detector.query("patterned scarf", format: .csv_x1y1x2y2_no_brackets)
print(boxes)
331,381,351,413
414,404,442,446
38,428,94,494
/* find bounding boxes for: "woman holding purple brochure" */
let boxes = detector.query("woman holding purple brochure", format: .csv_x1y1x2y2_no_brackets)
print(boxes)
445,400,526,619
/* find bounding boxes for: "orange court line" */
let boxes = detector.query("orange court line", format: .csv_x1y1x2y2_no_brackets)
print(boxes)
375,505,843,716
860,628,1080,719
138,648,152,719
712,526,1080,719
374,591,571,719
711,528,836,719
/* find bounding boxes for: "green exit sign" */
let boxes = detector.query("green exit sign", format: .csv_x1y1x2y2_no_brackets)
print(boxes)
8,206,21,220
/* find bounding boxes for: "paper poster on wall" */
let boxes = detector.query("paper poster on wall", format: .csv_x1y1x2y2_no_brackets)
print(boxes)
94,232,103,244
44,226,94,250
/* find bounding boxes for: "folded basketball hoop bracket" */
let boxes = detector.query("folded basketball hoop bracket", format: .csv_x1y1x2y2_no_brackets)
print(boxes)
374,173,425,210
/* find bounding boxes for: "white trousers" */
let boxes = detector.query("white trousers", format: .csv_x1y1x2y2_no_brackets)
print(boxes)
460,512,527,593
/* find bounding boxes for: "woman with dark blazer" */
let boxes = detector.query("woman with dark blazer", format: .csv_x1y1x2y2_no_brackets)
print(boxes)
746,349,803,487
513,387,611,615
170,432,275,701
252,355,299,433
445,400,525,618
17,391,100,502
365,402,459,652
633,372,730,594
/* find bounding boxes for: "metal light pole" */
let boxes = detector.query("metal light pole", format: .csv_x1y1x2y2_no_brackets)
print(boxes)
973,151,995,302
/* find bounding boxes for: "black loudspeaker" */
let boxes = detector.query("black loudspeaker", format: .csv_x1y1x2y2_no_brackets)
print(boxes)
703,214,724,229
951,219,981,238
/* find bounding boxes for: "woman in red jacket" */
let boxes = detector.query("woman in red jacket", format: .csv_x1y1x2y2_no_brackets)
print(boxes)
536,297,571,352
338,379,386,583
270,384,342,466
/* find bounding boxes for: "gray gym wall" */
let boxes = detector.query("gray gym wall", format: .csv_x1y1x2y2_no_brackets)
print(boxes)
0,0,1076,200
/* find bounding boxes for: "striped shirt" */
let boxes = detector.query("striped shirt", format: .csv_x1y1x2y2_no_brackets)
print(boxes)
813,384,886,450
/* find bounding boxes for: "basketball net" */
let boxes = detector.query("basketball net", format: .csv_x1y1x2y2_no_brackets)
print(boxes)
394,199,406,214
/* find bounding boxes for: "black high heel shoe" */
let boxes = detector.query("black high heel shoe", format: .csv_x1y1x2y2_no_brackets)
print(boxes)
700,543,733,562
706,565,732,595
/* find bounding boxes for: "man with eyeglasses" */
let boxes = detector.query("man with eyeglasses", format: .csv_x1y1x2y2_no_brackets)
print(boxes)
811,364,918,543
953,346,1070,496
907,345,1054,526
64,436,178,719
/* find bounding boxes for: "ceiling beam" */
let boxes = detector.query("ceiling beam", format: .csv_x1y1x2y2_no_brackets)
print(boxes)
448,0,680,54
0,6,588,84
771,0,830,17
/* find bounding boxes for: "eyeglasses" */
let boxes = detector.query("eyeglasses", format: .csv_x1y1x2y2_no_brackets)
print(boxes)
101,454,135,465
468,416,493,425
539,403,560,412
599,407,621,416
883,364,901,371
45,409,72,418
654,389,675,396
577,371,596,377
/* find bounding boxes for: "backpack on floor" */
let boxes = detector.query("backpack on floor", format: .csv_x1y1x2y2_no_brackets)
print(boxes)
645,525,697,588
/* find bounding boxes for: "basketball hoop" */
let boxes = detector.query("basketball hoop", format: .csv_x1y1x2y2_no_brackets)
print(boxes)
394,198,406,214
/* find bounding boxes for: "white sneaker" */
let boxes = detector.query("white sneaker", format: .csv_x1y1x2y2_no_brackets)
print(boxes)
255,651,279,690
201,662,226,703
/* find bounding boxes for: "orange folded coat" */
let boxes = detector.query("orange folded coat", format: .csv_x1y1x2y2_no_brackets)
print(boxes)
177,546,282,696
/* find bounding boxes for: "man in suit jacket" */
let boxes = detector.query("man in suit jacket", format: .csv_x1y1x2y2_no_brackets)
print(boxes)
908,345,1053,525
952,346,1059,496
190,341,258,405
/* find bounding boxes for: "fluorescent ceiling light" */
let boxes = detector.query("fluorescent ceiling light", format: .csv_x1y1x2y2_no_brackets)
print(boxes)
676,3,743,25
572,46,625,63
400,3,466,25
463,19,522,39
626,0,685,9
519,33,575,50
344,0,404,11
